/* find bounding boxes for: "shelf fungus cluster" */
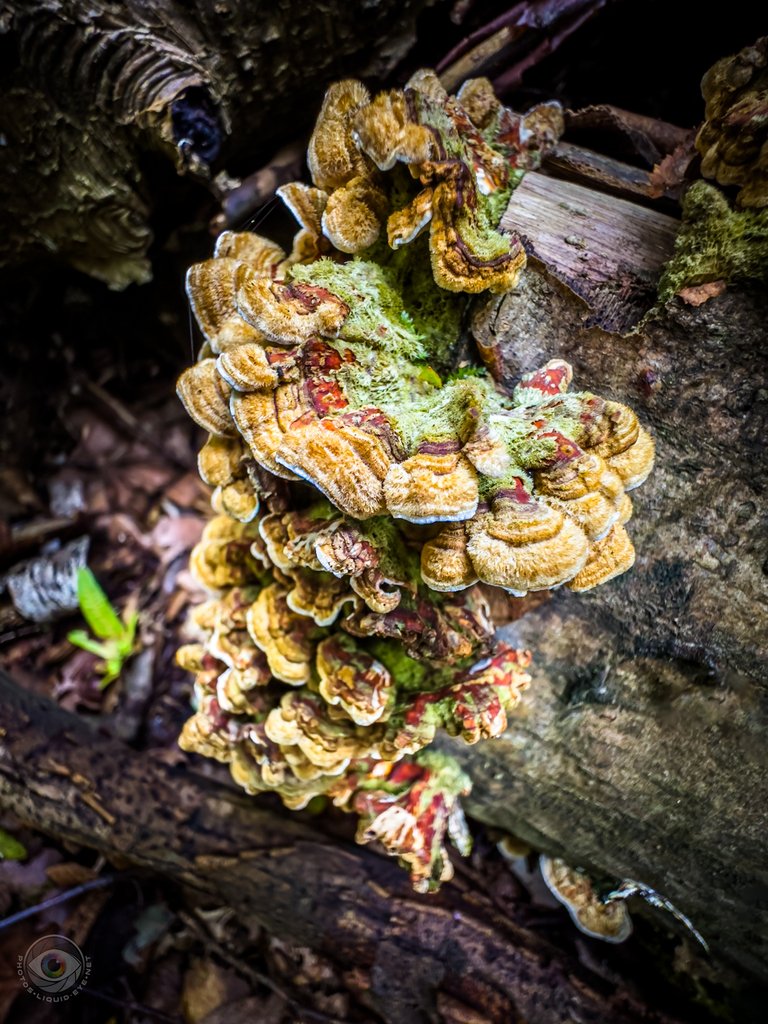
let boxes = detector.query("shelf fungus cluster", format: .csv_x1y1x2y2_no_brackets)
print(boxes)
176,71,654,891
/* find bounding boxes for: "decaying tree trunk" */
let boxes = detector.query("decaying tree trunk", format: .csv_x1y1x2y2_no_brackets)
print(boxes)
1,170,765,1019
0,0,434,287
2,11,767,1010
0,670,689,1024
454,171,768,991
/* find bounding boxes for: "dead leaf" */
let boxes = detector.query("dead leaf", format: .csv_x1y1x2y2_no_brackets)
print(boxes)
3,536,89,623
678,279,727,306
55,648,106,712
150,515,205,569
182,958,249,1024
201,993,287,1024
45,863,97,889
648,131,698,199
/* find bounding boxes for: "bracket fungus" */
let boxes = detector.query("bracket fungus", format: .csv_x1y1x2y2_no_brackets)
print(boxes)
176,71,654,891
540,855,633,944
697,36,768,210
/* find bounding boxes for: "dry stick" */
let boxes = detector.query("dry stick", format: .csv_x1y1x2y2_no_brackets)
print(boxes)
0,874,119,931
567,105,692,157
81,987,182,1024
179,910,349,1024
215,140,306,231
437,0,607,91
492,3,602,94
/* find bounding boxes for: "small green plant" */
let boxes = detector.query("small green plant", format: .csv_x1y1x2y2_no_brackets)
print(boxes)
0,827,27,861
67,568,139,688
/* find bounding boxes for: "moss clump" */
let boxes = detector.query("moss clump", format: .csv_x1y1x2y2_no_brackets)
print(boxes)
659,181,768,300
291,241,465,369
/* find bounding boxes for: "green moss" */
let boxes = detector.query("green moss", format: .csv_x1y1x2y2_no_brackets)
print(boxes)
455,188,514,264
292,257,429,361
412,748,472,796
306,497,339,520
359,516,422,588
382,376,505,450
658,181,768,300
367,638,431,690
291,240,465,370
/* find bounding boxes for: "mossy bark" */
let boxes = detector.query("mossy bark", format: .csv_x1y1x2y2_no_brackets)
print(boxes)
461,222,767,999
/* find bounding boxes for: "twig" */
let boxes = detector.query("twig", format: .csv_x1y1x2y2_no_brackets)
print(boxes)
214,140,306,231
77,376,190,473
438,0,608,92
82,986,183,1023
0,874,119,932
492,2,602,94
178,910,350,1024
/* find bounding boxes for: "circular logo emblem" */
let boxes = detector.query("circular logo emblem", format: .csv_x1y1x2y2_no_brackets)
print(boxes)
20,935,85,995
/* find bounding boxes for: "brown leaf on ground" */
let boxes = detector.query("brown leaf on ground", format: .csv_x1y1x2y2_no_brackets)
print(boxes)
0,848,63,906
150,515,206,569
44,862,98,889
182,957,250,1024
54,648,107,711
201,993,288,1024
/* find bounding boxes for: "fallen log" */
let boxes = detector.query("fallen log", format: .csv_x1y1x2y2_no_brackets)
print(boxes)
461,171,768,997
0,671,685,1024
2,151,766,1022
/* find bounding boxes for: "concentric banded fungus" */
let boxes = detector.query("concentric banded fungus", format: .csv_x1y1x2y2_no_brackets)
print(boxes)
316,634,394,725
177,360,236,437
540,855,633,943
176,71,654,890
696,36,768,209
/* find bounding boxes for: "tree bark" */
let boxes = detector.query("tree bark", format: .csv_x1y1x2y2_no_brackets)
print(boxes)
456,171,768,995
1,0,434,287
0,670,686,1024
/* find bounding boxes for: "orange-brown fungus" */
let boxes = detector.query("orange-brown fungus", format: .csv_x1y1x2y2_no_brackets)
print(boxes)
176,71,654,892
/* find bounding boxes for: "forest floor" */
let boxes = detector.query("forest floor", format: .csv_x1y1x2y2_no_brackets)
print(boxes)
0,318,711,1024
1,1,765,1020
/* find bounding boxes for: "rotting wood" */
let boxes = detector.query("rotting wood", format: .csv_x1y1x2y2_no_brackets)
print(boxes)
466,259,768,997
0,670,689,1024
501,170,679,331
0,0,435,287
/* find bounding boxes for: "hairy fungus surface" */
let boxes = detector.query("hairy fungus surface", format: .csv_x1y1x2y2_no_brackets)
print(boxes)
176,71,653,890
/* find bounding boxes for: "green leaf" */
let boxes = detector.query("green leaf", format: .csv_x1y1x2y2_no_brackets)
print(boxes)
100,659,122,689
67,630,111,658
76,568,124,640
0,827,27,861
68,569,141,689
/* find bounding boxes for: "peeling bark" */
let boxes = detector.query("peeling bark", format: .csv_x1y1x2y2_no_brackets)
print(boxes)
0,0,434,286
